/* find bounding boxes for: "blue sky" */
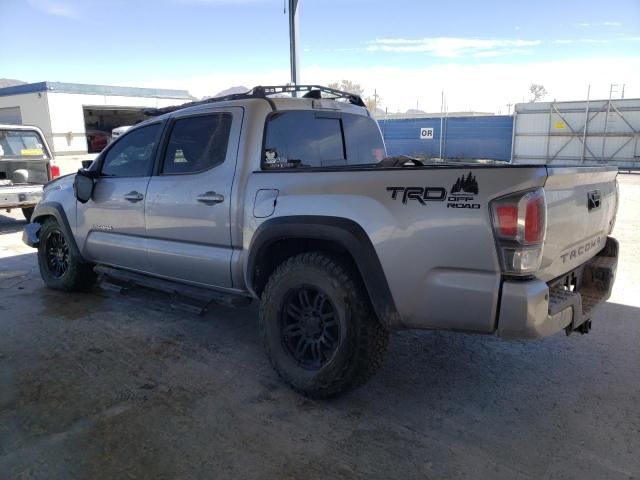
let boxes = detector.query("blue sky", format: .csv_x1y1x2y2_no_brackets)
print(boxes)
1,0,639,112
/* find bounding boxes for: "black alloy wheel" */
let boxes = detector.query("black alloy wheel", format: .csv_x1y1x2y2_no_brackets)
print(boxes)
280,285,341,370
46,230,70,278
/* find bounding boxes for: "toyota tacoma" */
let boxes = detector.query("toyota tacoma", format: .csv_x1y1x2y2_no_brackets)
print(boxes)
22,85,619,397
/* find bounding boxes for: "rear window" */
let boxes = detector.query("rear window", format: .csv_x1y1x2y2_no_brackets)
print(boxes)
0,129,50,160
162,113,232,174
263,111,385,169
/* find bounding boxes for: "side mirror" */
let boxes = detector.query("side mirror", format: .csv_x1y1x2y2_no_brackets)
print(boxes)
81,159,94,169
74,169,95,203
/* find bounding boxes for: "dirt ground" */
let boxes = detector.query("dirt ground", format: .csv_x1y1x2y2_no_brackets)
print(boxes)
1,175,639,480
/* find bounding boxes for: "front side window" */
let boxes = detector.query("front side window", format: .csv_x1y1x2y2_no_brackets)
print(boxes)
263,111,385,169
162,113,232,174
101,124,160,177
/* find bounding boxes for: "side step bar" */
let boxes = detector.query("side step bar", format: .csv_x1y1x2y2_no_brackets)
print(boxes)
94,265,252,315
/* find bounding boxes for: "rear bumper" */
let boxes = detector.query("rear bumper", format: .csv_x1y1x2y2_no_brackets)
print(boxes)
0,185,43,209
497,236,618,339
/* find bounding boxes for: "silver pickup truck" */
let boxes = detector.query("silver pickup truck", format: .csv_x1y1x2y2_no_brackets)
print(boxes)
22,85,619,398
1,124,58,221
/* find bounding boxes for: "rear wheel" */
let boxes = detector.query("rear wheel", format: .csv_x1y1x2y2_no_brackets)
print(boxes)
22,207,34,222
37,218,96,291
260,252,389,398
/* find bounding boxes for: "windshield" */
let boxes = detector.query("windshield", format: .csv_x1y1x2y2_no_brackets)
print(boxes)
0,129,50,160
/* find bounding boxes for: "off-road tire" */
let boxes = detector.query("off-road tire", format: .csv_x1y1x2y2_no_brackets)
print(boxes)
259,252,389,398
22,207,34,222
37,218,96,291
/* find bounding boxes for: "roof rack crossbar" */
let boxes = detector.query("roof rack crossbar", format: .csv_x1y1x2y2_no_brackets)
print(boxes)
144,84,366,116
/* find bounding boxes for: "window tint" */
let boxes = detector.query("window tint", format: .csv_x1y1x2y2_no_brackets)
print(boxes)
343,114,386,164
101,124,160,177
162,113,232,174
263,111,385,169
264,111,345,168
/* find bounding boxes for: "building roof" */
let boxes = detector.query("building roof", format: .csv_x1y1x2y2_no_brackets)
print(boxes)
374,111,496,120
0,81,194,100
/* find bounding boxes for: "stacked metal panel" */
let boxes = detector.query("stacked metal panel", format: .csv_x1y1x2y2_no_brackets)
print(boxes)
378,115,513,161
512,99,640,169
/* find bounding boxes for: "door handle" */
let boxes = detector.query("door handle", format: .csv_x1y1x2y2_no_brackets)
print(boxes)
197,191,224,205
124,191,144,203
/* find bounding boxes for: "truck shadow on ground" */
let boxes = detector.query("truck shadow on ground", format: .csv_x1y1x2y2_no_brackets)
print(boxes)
0,213,27,235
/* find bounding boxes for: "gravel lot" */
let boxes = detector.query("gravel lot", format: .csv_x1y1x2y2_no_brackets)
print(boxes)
1,175,639,480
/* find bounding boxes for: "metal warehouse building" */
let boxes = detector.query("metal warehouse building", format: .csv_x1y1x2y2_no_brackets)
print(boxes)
512,98,640,169
0,82,193,156
378,98,640,169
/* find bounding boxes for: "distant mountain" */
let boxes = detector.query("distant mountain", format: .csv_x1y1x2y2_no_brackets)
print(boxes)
211,86,249,98
405,108,426,114
0,78,26,88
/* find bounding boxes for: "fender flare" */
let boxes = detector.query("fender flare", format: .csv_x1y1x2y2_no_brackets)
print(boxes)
246,216,402,330
32,202,85,261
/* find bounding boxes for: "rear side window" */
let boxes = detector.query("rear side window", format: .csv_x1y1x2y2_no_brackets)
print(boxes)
263,111,385,169
343,115,386,165
162,113,232,174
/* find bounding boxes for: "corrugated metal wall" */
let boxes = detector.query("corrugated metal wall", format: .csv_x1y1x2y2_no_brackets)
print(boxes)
512,98,640,169
378,115,513,161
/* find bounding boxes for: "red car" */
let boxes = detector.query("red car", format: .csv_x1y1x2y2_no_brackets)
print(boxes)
85,129,111,153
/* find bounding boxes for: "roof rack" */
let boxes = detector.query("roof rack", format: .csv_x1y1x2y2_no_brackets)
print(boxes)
143,84,366,116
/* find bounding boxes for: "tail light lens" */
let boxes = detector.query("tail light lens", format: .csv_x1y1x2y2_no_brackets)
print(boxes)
49,164,60,179
491,188,546,275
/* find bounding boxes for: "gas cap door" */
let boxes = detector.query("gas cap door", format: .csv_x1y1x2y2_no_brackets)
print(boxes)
253,189,279,218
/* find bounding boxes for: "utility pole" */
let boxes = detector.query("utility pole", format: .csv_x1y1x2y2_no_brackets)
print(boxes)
506,103,513,114
288,0,300,95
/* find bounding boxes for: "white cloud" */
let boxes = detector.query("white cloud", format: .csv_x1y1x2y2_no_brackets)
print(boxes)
173,0,266,3
554,38,608,44
27,0,79,18
133,57,640,114
366,37,541,58
577,21,622,27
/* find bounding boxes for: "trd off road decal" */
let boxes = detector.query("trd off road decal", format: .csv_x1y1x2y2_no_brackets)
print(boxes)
386,172,481,210
386,186,446,205
447,172,480,209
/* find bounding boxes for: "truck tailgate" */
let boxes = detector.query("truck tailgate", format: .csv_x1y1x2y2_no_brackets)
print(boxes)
539,166,618,282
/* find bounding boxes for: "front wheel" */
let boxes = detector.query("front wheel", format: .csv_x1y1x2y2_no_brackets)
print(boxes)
259,252,389,398
37,218,96,291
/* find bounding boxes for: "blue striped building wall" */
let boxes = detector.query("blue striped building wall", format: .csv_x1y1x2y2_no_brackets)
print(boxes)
378,115,513,161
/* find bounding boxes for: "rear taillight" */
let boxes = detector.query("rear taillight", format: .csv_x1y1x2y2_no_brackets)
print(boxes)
49,164,60,179
491,188,546,275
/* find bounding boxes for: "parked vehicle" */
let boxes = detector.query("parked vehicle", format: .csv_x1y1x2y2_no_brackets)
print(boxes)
110,125,131,143
22,85,619,397
86,129,111,153
1,124,59,221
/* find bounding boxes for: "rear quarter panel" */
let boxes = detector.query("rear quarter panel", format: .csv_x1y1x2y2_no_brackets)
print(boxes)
243,165,547,332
